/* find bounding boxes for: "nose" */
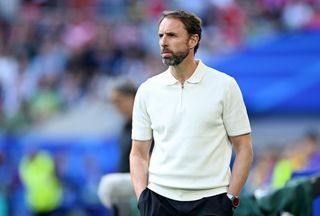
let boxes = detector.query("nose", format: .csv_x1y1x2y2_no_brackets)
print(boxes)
159,35,167,48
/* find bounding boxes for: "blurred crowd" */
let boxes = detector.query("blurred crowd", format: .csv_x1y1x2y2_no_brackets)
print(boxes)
1,0,320,133
0,135,123,216
1,0,320,216
247,131,320,196
0,131,318,216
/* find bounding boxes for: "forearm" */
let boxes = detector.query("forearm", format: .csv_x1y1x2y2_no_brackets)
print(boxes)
130,153,149,198
130,140,151,199
228,148,253,196
228,135,253,196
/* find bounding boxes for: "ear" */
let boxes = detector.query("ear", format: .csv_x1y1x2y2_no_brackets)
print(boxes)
188,34,199,49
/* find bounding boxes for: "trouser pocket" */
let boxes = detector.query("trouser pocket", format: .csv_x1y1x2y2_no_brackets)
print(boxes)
137,188,149,210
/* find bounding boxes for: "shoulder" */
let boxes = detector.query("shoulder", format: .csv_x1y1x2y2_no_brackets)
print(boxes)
138,70,169,90
202,63,235,85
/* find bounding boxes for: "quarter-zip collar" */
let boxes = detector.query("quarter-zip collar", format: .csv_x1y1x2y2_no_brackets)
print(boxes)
163,60,206,86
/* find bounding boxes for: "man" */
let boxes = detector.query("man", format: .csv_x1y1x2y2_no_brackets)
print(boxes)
130,10,253,216
110,80,138,174
272,131,319,189
19,149,63,216
98,79,138,216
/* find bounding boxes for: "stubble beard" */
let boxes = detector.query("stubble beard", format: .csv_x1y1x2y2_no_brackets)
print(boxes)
162,48,190,66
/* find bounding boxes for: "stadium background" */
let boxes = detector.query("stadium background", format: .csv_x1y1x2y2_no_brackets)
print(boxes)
0,0,319,215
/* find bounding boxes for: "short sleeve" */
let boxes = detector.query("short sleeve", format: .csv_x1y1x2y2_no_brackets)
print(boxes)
223,78,251,136
131,83,153,140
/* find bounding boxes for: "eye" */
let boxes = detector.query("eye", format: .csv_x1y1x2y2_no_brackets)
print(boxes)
158,33,163,38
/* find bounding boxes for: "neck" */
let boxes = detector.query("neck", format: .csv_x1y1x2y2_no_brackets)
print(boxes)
170,56,198,83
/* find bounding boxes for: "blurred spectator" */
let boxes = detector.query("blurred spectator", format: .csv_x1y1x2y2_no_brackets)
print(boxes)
59,72,84,108
28,74,63,124
98,79,137,216
282,0,314,30
109,79,137,173
212,0,247,47
0,47,19,119
19,148,63,216
301,131,320,171
0,0,20,22
247,145,280,194
271,131,319,189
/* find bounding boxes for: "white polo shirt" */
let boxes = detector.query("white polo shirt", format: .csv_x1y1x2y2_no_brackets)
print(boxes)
132,60,251,201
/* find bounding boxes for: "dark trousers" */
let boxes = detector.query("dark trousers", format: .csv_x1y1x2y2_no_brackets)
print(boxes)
137,188,233,216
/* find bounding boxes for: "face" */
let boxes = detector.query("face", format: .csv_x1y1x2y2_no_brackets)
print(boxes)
110,90,133,119
158,18,192,66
